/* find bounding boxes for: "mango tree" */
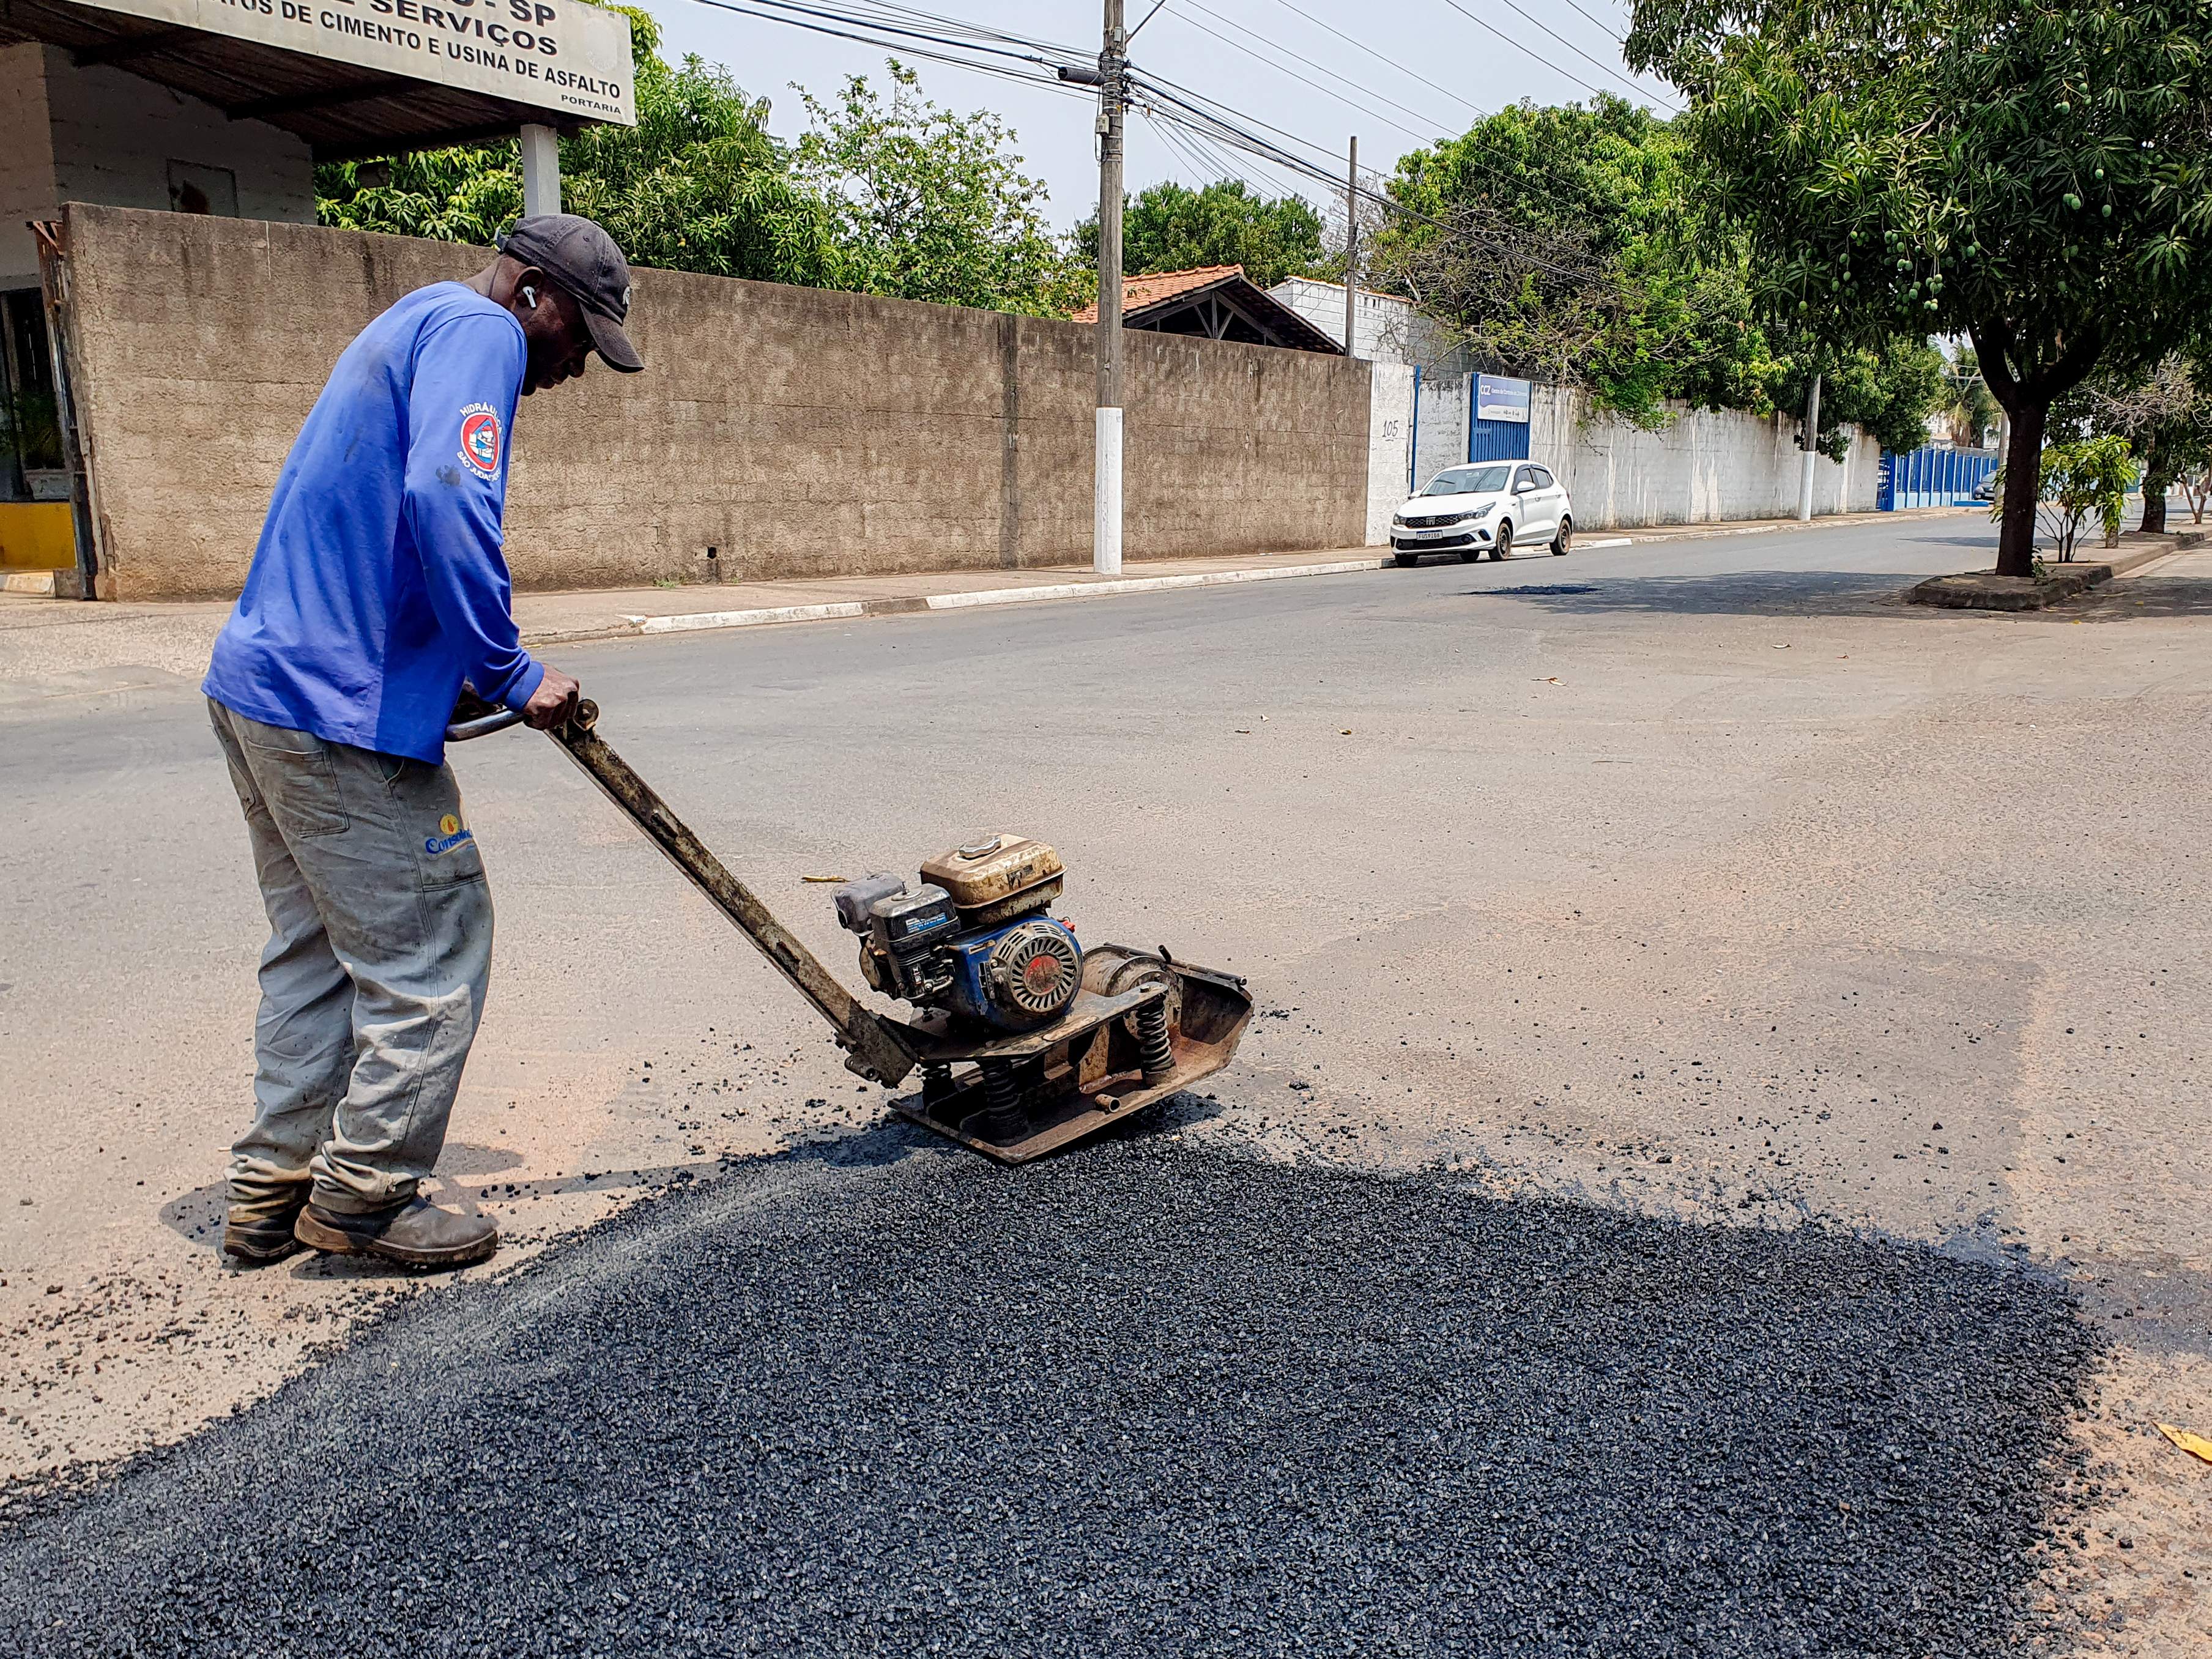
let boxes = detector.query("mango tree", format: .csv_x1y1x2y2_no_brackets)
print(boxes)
1626,0,2212,577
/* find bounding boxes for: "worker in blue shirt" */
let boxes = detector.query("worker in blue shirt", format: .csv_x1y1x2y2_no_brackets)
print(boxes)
204,215,644,1271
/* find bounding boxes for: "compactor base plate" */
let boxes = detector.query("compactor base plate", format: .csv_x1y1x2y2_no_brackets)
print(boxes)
886,949,1252,1165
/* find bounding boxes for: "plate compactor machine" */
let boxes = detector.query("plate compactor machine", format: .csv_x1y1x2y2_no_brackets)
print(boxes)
450,699,1252,1163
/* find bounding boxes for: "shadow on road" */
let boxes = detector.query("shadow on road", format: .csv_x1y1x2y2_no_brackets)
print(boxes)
1467,570,1922,615
2041,574,2212,622
6,1138,2098,1657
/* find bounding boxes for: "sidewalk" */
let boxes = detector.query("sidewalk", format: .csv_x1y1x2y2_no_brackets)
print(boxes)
513,547,1389,645
0,505,1986,678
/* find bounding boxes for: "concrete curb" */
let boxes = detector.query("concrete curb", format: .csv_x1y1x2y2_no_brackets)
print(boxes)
510,506,1987,650
1907,529,2205,611
533,557,1392,646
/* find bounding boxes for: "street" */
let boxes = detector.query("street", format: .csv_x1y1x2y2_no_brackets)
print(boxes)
2,515,2209,1653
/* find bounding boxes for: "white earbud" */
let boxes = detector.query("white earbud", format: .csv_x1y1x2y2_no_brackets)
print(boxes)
522,286,538,310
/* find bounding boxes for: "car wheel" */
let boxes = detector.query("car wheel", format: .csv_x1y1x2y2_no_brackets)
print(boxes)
1490,524,1513,561
1393,550,1420,567
1458,544,1481,563
1551,516,1572,556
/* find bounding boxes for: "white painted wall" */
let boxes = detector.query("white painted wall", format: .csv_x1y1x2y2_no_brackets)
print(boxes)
0,44,313,289
1414,370,1471,491
1527,385,1879,529
1365,362,1416,545
1270,278,1464,369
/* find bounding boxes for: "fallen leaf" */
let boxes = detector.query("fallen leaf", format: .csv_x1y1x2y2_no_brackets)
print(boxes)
2156,1422,2212,1465
1772,643,1791,650
1533,677,1564,685
1340,729,1353,735
1233,729,1252,735
801,875,849,884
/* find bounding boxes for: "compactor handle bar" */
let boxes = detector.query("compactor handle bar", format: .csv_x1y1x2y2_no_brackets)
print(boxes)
439,694,916,1088
446,705,532,743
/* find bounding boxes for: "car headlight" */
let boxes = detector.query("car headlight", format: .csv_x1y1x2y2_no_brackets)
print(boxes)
1463,503,1494,521
1392,513,1409,526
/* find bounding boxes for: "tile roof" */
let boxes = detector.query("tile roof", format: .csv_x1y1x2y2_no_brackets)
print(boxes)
1071,264,1246,324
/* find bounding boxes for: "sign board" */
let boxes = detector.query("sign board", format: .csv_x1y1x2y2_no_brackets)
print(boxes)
1475,374,1531,425
73,0,636,125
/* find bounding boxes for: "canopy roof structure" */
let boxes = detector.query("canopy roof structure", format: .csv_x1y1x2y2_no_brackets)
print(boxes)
1075,265,1346,355
0,0,634,158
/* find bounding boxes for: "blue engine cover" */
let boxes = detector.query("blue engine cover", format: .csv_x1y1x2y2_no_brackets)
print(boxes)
941,916,1081,1031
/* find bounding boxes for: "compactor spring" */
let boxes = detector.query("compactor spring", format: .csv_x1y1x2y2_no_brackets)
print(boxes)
970,1060,1031,1140
1137,1003,1176,1080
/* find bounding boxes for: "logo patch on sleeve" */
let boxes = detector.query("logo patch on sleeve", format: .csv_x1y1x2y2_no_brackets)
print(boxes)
459,405,503,478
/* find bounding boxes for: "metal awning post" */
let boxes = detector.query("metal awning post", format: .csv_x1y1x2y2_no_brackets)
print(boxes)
519,123,562,218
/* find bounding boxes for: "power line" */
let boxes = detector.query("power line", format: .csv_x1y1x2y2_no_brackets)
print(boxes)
1175,0,1465,138
1432,0,1677,111
1128,71,1611,281
1484,0,1679,106
680,0,1097,103
1554,0,1630,46
1258,0,1489,121
1159,5,1446,147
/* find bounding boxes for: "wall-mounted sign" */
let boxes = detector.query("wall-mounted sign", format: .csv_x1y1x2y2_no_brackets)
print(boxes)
73,0,636,125
1475,374,1531,425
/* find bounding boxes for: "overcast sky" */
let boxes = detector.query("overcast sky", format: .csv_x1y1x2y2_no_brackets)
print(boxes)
637,0,1683,230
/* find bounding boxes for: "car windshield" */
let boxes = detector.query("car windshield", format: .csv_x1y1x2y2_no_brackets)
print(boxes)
1422,465,1512,496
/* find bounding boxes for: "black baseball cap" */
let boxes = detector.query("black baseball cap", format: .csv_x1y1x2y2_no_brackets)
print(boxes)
497,214,644,373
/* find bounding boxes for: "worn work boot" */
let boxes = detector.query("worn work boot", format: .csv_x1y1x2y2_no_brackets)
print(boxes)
294,1197,499,1271
224,1197,309,1266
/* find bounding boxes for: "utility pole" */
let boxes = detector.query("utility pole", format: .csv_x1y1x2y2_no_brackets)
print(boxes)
1797,372,1822,521
1093,0,1126,575
1342,136,1358,358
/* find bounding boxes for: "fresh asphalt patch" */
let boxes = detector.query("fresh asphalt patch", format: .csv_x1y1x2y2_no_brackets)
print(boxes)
0,1135,2096,1657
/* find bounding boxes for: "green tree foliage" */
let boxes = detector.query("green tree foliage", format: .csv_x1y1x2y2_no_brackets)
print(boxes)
1625,0,2212,576
790,65,1080,315
1368,95,1938,442
1937,346,2001,448
2071,351,2212,531
1072,180,1331,289
1991,433,2134,559
318,14,1072,312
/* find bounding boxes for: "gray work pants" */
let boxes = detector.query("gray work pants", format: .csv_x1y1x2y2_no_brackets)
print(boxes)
208,698,494,1217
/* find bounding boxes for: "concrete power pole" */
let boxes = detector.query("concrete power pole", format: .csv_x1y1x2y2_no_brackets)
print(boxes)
1797,373,1823,521
1342,135,1358,358
1093,0,1127,575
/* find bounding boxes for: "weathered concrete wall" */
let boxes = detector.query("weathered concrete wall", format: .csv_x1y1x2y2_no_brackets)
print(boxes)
1529,384,1879,529
1413,371,1472,494
1,47,313,289
0,47,61,291
1365,362,1415,546
59,206,1371,601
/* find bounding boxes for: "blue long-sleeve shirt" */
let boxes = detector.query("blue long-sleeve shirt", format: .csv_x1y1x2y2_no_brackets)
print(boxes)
204,282,544,765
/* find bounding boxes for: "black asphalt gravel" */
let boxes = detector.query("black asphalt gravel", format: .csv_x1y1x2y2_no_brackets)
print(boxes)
0,1134,2096,1657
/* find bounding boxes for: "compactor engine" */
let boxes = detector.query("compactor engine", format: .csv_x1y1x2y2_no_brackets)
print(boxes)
833,837,1082,1034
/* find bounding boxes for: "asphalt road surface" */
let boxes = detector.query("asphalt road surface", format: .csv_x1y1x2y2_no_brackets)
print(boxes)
2,514,2208,1653
0,1138,2095,1658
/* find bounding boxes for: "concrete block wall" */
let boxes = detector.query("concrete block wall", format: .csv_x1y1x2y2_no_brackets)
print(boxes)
58,206,1371,601
0,46,61,291
0,46,313,289
1528,384,1878,529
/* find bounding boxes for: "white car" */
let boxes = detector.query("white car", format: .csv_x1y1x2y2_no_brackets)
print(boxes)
1389,460,1573,565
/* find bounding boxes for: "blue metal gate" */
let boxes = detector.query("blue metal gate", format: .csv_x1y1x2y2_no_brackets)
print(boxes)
1468,417,1530,462
1879,444,1997,510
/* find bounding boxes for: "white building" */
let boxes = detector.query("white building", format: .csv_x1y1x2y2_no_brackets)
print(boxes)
1267,277,1469,371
